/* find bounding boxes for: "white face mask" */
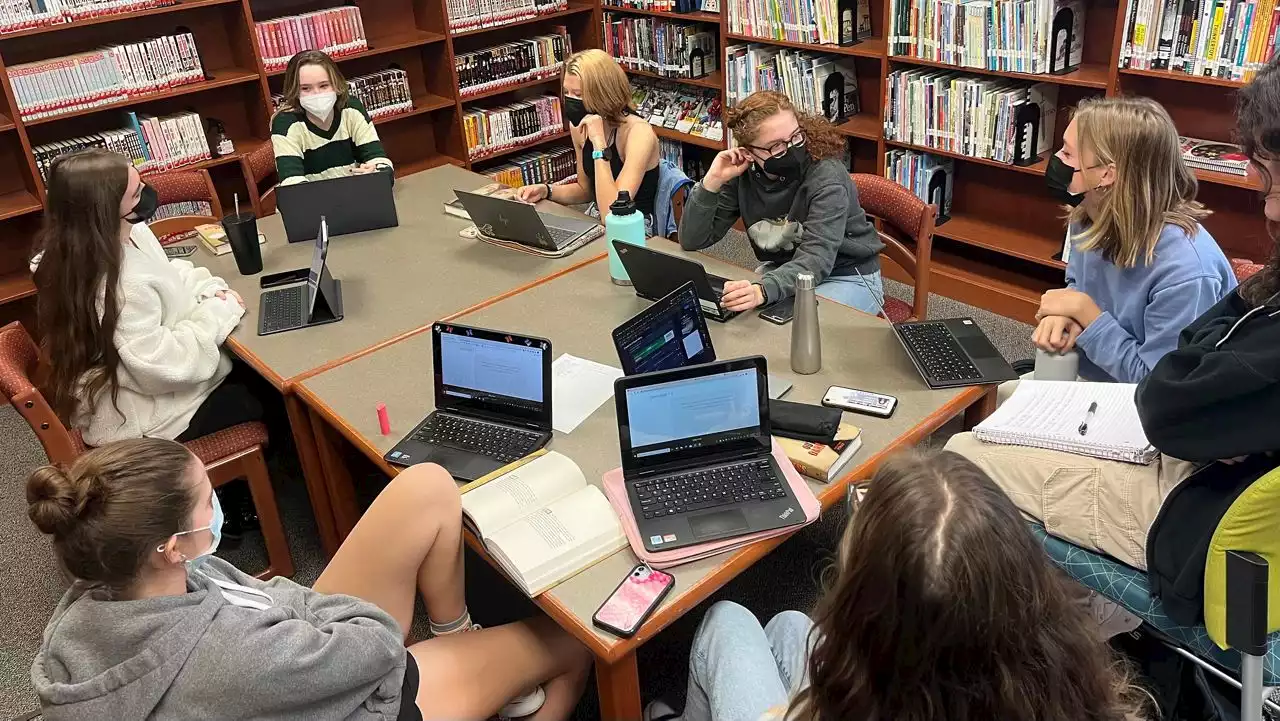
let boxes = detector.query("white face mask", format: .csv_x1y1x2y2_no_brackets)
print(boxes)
299,91,337,119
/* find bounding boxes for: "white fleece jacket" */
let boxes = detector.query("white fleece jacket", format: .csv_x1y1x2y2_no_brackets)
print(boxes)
47,224,246,445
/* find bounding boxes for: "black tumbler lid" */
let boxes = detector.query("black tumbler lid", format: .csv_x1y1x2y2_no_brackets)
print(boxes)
610,190,637,215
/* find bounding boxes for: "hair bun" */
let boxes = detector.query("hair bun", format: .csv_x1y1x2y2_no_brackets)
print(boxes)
26,465,100,536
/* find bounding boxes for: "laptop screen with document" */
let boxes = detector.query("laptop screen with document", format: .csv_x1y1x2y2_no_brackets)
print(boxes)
432,322,552,428
615,357,771,475
613,282,715,375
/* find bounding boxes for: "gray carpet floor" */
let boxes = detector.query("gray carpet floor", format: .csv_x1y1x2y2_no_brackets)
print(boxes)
0,230,1035,720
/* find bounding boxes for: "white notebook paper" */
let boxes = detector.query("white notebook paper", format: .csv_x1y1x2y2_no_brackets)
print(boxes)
973,381,1159,464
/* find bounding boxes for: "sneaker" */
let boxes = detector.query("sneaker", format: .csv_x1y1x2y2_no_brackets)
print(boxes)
465,625,546,719
644,699,680,721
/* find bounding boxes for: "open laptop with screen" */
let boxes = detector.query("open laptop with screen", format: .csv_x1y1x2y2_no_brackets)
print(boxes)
258,217,343,335
384,323,553,481
613,241,738,322
614,356,804,553
852,269,1018,388
455,190,600,252
277,168,398,242
612,282,792,399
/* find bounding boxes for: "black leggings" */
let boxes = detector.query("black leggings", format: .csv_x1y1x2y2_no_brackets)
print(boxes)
176,362,270,441
396,654,422,721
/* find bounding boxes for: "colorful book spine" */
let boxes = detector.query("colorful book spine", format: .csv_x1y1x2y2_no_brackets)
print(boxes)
254,7,369,73
463,94,564,159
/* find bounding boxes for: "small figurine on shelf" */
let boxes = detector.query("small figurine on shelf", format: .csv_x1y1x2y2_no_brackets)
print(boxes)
206,118,235,158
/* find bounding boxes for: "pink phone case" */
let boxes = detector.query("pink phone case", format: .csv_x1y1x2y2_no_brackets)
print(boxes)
593,565,674,637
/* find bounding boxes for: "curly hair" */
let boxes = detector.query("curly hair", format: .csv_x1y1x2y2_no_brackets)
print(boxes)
1235,55,1280,306
724,91,845,161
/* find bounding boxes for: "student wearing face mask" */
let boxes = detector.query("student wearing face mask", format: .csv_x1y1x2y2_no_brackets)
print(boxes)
27,438,593,720
1031,96,1234,383
514,49,660,226
271,50,393,185
677,90,883,314
32,149,256,446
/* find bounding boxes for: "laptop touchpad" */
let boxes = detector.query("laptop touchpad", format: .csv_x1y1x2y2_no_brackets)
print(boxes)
959,335,1000,359
690,509,749,538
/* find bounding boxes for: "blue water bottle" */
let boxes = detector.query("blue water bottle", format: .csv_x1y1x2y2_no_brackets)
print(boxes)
605,190,646,286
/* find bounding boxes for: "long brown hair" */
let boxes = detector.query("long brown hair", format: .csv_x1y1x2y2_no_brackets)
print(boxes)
725,91,844,161
1068,96,1210,268
279,50,349,115
34,149,132,422
1236,55,1280,306
27,438,196,598
789,451,1146,721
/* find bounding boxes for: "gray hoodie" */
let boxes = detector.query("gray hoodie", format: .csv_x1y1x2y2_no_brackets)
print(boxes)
31,557,408,721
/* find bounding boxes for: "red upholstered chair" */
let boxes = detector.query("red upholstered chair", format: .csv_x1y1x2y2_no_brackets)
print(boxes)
240,141,278,217
146,169,223,237
851,173,937,322
0,321,293,579
1232,257,1265,282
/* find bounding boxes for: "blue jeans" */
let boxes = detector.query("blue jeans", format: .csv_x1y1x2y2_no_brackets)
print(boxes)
755,263,885,316
677,601,815,721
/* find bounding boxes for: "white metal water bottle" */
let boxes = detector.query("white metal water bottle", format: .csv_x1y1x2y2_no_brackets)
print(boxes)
791,273,822,374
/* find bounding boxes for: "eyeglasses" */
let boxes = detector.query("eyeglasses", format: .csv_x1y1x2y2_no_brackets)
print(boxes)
746,129,806,159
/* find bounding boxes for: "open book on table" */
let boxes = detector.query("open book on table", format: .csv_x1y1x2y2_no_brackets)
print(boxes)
461,451,626,597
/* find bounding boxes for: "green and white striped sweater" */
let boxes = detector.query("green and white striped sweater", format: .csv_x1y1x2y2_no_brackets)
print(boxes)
271,96,392,186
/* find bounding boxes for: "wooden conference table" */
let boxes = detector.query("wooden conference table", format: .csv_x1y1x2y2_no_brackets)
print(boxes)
195,165,604,552
295,247,990,719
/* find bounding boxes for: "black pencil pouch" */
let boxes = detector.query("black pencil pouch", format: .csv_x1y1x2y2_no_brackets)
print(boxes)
768,398,841,445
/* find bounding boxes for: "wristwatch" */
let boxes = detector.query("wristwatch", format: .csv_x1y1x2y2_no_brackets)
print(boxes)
753,282,768,305
591,147,612,161
544,182,554,201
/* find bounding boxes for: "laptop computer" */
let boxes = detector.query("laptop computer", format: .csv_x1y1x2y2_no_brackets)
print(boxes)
612,281,793,399
854,270,1018,388
455,190,600,252
277,169,398,242
384,322,553,481
258,217,344,335
613,241,738,322
615,356,805,553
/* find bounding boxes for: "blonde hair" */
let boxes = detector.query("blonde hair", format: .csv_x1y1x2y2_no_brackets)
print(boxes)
279,50,349,116
565,49,634,122
1069,96,1210,268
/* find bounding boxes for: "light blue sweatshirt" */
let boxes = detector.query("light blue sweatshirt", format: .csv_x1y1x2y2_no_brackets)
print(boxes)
1068,222,1237,383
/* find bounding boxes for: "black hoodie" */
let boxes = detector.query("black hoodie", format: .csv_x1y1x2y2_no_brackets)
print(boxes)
1135,287,1280,624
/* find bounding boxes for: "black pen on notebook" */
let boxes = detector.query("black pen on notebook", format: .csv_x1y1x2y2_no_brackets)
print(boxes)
1078,401,1098,436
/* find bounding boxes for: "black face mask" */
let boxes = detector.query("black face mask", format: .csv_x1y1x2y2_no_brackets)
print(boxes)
1045,155,1085,207
563,97,588,128
124,184,159,225
757,143,810,182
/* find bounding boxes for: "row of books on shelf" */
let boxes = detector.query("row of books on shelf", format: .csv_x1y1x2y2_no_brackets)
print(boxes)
255,6,368,73
724,43,860,123
446,0,568,32
727,0,871,46
32,110,212,182
888,0,1086,75
480,145,578,186
464,94,564,159
152,200,213,221
603,0,707,14
271,68,415,119
457,31,571,98
9,33,204,121
604,13,719,80
884,67,1058,165
633,77,724,140
0,0,174,33
885,147,954,220
659,137,710,179
1121,0,1280,81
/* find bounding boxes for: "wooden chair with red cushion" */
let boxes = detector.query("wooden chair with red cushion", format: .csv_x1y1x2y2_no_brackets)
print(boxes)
851,173,937,322
240,141,278,217
1232,257,1265,282
146,169,224,238
0,321,293,579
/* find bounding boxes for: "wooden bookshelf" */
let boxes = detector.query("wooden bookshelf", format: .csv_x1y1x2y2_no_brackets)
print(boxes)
588,0,1260,323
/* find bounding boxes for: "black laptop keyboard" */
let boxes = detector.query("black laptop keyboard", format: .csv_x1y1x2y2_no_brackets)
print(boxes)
411,414,542,463
545,226,579,247
634,459,786,520
897,322,982,382
261,286,305,334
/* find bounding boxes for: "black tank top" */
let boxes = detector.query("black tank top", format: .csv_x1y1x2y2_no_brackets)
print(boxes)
581,119,659,220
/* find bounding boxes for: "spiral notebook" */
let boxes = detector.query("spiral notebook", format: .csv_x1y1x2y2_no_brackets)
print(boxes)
973,381,1159,464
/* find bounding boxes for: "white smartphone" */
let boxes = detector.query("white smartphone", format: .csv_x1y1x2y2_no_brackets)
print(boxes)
822,386,898,418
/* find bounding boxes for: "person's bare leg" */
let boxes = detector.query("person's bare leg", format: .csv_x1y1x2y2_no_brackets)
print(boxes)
313,463,465,637
409,615,593,720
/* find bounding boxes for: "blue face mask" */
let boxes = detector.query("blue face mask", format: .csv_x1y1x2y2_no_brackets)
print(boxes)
171,490,224,565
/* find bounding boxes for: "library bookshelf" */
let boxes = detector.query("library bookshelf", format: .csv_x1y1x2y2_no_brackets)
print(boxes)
0,0,604,326
600,0,1267,323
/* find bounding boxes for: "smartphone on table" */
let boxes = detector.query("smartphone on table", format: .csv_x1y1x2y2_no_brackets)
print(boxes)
822,386,898,418
260,268,310,288
759,297,795,325
592,564,674,638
